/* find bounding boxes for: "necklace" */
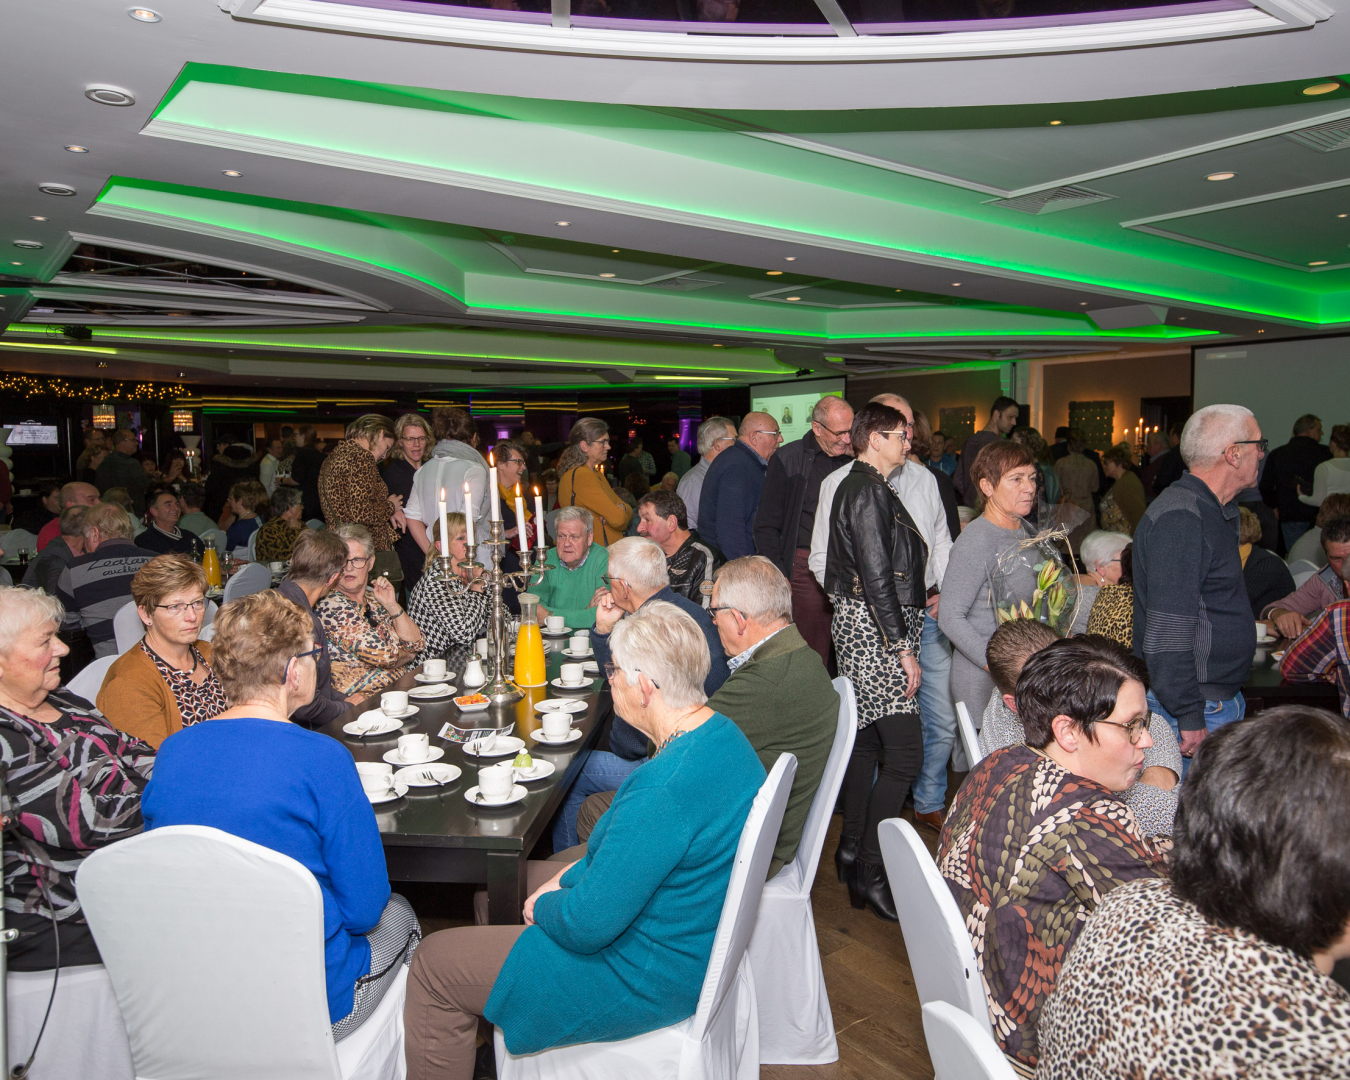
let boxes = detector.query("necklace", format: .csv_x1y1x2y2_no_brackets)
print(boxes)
654,708,701,756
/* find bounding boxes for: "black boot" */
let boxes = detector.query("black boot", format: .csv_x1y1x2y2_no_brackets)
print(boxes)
848,858,899,922
834,834,860,884
474,1038,498,1080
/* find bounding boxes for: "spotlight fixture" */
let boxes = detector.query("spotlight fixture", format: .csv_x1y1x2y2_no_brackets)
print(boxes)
1206,171,1236,181
1310,260,1329,266
611,248,620,253
65,145,90,154
555,221,570,227
30,216,47,222
13,241,43,250
712,343,724,347
598,272,616,278
1079,301,1088,305
785,296,801,301
128,6,162,19
951,282,962,287
84,86,135,107
8,262,21,267
1303,81,1341,96
38,183,76,196
784,257,796,261
766,270,783,276
1048,120,1063,126
1178,316,1187,320
221,170,242,177
1258,329,1265,333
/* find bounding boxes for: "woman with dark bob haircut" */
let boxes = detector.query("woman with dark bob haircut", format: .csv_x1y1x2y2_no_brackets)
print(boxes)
1038,705,1350,1078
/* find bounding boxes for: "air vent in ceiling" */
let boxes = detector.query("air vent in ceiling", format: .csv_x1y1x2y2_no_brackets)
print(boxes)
643,276,722,292
1283,120,1350,153
989,186,1116,215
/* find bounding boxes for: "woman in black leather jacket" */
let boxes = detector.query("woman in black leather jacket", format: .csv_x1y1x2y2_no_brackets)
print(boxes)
824,401,929,922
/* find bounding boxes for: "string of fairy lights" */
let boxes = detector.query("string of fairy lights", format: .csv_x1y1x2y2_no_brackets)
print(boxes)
0,374,185,402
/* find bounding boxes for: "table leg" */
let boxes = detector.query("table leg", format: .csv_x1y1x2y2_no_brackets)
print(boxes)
485,851,527,925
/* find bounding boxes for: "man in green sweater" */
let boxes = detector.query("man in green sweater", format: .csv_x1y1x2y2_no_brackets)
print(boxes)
535,506,608,629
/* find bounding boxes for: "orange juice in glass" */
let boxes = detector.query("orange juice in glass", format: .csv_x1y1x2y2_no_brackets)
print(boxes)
514,593,548,687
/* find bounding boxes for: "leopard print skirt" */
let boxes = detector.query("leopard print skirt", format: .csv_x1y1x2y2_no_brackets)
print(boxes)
830,595,924,728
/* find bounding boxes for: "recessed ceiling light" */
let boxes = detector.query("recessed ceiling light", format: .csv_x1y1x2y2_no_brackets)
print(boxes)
555,221,570,227
712,343,724,347
951,282,961,287
129,6,161,19
766,270,783,276
599,272,616,278
38,183,76,196
13,241,43,250
1206,171,1236,181
1340,214,1348,219
84,86,135,107
1079,301,1088,305
221,170,242,177
784,257,796,262
1048,120,1063,126
8,262,21,267
611,248,620,253
30,216,47,222
1258,329,1265,333
65,145,89,154
1303,81,1341,96
1310,260,1329,266
785,296,801,301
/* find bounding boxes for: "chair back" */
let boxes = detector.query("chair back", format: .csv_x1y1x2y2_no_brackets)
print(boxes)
77,825,342,1080
877,818,991,1031
66,654,119,704
687,752,796,1042
1292,568,1317,588
956,701,983,770
203,597,218,628
113,600,146,653
921,1002,1017,1080
223,561,271,605
247,527,260,562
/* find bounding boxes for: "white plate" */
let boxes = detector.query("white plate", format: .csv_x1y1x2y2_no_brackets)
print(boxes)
343,716,403,737
531,728,584,745
366,780,409,805
465,783,528,807
382,746,447,766
415,672,456,683
513,759,556,781
462,735,526,758
409,683,456,699
561,647,594,658
534,698,588,714
366,705,418,720
550,677,594,691
1256,634,1278,645
395,763,462,787
540,626,574,636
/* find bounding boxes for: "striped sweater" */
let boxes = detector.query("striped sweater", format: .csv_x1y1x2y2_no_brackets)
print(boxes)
55,538,155,657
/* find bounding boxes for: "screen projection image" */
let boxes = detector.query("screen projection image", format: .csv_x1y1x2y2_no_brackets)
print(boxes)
749,378,846,446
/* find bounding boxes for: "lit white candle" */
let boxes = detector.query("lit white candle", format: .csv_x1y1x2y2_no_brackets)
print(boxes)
487,451,501,521
533,487,545,550
514,485,527,553
462,482,474,547
438,487,450,559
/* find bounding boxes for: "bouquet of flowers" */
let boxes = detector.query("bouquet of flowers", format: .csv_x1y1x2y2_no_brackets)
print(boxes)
991,526,1081,636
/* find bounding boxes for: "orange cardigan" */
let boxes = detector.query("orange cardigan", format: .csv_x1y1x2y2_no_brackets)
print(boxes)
557,465,632,545
97,640,215,749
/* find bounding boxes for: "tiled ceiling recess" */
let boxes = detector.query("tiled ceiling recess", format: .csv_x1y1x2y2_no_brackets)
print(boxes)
990,186,1118,215
751,280,958,308
1282,120,1350,153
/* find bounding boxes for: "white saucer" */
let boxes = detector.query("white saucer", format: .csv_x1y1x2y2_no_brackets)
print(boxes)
514,760,556,781
395,763,462,787
550,677,594,691
382,746,447,766
367,781,409,805
415,672,455,683
367,705,418,720
1256,634,1278,645
465,784,528,807
562,647,594,658
344,716,403,737
463,735,526,758
409,683,456,699
540,626,574,636
531,728,584,745
582,660,600,673
534,698,588,714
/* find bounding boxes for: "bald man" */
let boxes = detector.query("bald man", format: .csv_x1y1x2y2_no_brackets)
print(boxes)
35,482,99,552
698,411,782,560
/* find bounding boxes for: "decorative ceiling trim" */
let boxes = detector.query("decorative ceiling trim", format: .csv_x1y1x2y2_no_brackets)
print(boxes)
24,287,369,326
484,239,723,286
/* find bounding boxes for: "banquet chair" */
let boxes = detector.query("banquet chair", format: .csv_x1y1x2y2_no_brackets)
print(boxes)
955,701,983,772
76,825,408,1080
877,818,991,1033
921,1001,1016,1080
113,600,145,653
747,676,856,1065
248,527,260,562
67,653,119,703
7,964,133,1080
222,560,271,605
495,753,798,1080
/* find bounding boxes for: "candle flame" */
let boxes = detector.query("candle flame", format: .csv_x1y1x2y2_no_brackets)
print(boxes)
488,450,494,466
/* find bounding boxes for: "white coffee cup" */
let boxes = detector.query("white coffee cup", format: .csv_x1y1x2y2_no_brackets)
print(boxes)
381,690,409,716
356,761,394,792
423,658,447,679
569,635,588,655
541,711,572,740
398,733,431,762
478,763,515,801
463,658,485,687
1256,620,1269,639
269,560,284,573
575,628,590,639
559,662,585,686
545,615,566,632
475,638,489,658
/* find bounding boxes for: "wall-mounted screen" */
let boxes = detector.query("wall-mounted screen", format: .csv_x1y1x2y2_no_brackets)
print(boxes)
749,377,845,446
6,421,59,446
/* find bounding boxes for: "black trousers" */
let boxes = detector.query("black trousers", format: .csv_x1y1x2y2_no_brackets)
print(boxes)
841,712,925,863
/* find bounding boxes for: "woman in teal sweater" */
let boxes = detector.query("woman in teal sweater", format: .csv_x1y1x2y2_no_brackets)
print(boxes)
404,601,766,1079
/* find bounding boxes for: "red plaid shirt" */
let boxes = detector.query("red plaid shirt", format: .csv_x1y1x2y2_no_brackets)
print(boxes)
1280,599,1350,717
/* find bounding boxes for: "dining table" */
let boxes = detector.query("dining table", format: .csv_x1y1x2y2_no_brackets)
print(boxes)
317,638,603,925
1243,636,1340,715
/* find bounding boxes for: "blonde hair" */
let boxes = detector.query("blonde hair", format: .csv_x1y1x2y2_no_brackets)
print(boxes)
392,413,433,463
422,513,467,572
609,600,709,710
344,413,396,444
132,554,208,613
82,502,134,540
210,590,312,705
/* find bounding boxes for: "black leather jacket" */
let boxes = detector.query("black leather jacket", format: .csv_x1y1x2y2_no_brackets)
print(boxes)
824,460,929,648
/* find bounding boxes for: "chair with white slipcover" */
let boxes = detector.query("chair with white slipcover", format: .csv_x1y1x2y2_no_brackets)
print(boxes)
747,676,857,1064
76,824,407,1080
922,1001,1017,1080
495,753,799,1080
113,600,145,654
7,964,133,1080
66,654,119,703
222,560,271,605
956,701,984,772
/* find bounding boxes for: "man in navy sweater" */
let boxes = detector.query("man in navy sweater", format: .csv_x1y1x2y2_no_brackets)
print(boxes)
1133,404,1263,762
698,412,781,560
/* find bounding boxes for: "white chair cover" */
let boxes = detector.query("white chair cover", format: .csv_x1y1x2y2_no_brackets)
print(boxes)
877,819,991,1032
955,701,983,771
747,676,857,1065
248,527,260,562
922,1001,1017,1080
76,824,406,1080
1292,568,1317,588
1286,557,1319,576
204,597,218,627
112,601,145,654
66,654,119,704
7,964,133,1080
496,753,799,1080
222,560,271,605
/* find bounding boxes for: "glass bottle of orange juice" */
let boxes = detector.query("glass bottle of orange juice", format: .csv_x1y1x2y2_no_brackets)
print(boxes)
202,546,222,588
514,593,547,688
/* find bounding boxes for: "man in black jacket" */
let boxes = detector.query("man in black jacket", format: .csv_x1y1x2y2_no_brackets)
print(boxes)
1260,414,1331,552
635,489,723,608
752,394,854,666
278,528,359,727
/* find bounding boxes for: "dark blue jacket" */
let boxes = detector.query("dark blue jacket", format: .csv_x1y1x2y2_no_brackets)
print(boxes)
698,441,767,561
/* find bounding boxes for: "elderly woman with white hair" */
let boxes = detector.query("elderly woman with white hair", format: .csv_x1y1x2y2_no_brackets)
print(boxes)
403,601,765,1080
0,587,154,973
1073,530,1133,633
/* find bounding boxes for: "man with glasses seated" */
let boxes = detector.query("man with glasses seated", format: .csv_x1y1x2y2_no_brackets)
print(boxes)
533,506,609,630
938,635,1166,1078
698,412,782,561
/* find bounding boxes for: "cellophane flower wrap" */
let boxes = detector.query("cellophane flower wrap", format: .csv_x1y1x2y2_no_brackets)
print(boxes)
991,526,1081,636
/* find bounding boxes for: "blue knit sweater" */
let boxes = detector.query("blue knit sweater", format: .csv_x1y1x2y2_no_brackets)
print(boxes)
485,712,765,1053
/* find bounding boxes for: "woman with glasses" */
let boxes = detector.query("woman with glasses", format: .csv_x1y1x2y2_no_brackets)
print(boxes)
316,523,424,697
406,514,489,658
556,417,631,545
1075,530,1133,635
99,554,226,748
824,401,928,922
382,413,435,594
143,589,420,1041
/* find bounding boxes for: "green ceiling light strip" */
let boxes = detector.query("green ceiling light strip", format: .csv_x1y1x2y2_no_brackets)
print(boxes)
0,340,121,356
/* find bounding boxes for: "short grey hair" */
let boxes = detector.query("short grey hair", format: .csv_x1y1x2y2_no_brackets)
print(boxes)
270,485,303,518
609,600,709,710
59,505,86,538
553,505,594,535
334,522,374,557
607,536,670,593
696,416,735,457
82,503,134,541
714,556,792,624
1181,404,1255,469
811,395,852,426
1079,530,1131,573
0,587,65,657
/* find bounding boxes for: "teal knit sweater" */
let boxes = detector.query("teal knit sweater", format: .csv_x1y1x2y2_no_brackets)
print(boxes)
485,712,765,1053
533,544,608,629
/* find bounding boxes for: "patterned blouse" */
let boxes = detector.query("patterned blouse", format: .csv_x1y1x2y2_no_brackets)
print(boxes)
0,691,154,924
937,744,1165,1076
407,571,490,660
315,589,419,696
253,516,301,562
138,640,228,726
317,439,395,551
1037,877,1350,1079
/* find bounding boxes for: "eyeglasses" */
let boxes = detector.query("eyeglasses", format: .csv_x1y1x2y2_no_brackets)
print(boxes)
344,555,372,569
881,428,913,440
292,646,322,663
1097,716,1149,744
155,598,207,616
707,605,741,619
753,430,784,443
603,660,659,688
1232,438,1269,454
712,435,735,446
812,421,852,439
601,574,627,590
500,458,527,468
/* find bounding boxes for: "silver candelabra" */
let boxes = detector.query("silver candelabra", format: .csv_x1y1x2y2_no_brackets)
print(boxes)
435,519,545,705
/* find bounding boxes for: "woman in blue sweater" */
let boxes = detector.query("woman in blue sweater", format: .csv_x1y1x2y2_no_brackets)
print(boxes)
404,601,766,1080
142,590,420,1039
